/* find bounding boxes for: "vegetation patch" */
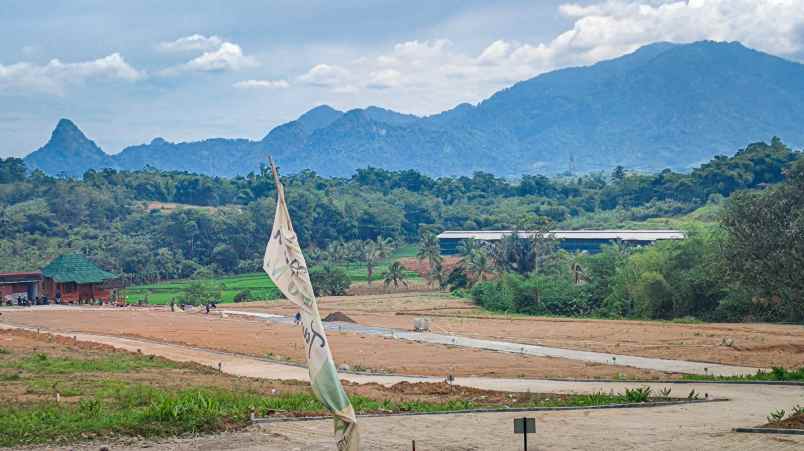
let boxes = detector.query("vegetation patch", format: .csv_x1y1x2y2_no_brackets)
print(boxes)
761,405,804,429
683,367,804,382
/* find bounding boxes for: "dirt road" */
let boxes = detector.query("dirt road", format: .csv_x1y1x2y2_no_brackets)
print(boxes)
0,308,670,379
229,295,804,370
3,322,802,450
221,309,760,376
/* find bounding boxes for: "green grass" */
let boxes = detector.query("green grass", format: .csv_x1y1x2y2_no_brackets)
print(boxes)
124,272,282,304
4,353,179,374
0,383,672,447
124,256,422,305
682,367,804,382
0,349,677,446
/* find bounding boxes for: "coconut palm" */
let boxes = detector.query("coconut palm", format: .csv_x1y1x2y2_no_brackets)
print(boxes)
383,261,408,289
456,238,481,258
363,236,394,286
417,232,442,286
466,249,493,282
429,260,448,290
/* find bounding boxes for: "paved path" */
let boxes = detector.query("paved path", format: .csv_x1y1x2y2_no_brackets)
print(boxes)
4,322,802,451
220,310,760,376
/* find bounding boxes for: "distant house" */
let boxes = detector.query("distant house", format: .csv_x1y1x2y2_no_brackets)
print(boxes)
437,230,685,255
40,254,119,303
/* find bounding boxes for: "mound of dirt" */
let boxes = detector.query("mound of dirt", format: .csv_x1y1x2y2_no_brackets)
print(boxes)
323,311,356,323
763,412,804,429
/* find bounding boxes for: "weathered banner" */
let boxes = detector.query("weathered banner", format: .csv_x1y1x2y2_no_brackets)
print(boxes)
262,160,359,450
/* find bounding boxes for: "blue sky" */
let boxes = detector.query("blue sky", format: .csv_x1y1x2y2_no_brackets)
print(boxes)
2,0,803,158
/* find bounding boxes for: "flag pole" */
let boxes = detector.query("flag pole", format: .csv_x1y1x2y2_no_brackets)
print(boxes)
262,157,359,450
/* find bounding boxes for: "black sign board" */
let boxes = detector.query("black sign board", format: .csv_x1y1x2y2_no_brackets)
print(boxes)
514,417,535,434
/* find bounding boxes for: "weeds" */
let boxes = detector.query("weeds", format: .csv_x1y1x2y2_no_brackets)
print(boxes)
624,387,652,403
682,366,804,382
767,409,786,423
8,353,178,374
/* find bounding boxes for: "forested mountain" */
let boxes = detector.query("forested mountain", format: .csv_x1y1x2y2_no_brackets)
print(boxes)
23,41,804,177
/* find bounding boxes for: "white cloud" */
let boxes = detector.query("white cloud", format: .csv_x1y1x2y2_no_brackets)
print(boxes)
185,42,258,71
0,53,143,95
158,34,224,52
298,64,351,87
296,0,804,113
367,69,402,89
233,79,290,89
163,41,259,74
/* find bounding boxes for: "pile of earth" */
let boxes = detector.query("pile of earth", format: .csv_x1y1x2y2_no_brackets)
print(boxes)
762,412,804,429
323,311,356,323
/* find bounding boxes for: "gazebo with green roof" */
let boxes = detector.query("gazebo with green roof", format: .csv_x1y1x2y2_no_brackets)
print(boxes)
41,254,117,303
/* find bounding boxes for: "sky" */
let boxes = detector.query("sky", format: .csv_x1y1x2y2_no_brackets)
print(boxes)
2,0,804,158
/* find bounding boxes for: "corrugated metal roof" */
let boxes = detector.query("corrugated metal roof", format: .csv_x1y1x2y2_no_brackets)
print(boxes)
436,230,685,241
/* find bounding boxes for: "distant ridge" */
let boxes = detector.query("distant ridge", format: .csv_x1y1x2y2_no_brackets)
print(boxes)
24,41,804,177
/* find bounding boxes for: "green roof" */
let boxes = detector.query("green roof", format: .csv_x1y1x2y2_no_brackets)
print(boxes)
41,254,116,284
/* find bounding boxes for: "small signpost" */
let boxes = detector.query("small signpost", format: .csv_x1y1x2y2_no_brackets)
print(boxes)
514,417,536,450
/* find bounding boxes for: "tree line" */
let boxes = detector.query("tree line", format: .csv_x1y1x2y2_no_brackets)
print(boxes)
460,157,803,322
0,137,801,314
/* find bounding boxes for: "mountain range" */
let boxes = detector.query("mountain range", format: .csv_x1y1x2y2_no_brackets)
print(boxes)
23,40,804,178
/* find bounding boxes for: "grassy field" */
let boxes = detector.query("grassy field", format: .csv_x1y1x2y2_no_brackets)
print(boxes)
124,244,421,305
0,329,676,447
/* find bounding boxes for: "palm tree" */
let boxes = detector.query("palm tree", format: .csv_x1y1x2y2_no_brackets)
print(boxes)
456,238,481,258
466,249,493,283
417,232,442,286
429,260,448,290
363,236,394,286
383,261,408,290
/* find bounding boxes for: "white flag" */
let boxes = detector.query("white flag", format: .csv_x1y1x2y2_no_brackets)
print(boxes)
262,160,359,450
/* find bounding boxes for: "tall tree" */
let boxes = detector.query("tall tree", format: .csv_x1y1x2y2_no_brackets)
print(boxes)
721,158,804,321
417,232,442,286
362,236,393,287
383,261,408,290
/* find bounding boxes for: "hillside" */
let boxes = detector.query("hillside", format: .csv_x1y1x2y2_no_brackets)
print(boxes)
24,41,804,177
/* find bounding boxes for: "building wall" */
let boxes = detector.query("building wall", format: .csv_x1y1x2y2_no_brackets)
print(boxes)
439,237,653,255
42,278,110,302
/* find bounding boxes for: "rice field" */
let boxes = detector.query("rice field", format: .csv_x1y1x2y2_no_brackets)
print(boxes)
123,245,421,305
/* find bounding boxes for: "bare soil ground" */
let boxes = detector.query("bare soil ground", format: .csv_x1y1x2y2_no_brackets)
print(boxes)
227,293,804,369
0,329,615,412
1,309,668,380
3,325,803,450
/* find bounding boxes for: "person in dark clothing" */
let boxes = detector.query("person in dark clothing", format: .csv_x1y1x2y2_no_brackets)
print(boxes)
294,312,302,325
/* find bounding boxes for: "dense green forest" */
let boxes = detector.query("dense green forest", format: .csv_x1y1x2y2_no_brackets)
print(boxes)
1,138,801,321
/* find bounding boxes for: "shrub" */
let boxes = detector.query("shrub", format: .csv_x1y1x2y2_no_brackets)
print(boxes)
446,266,470,290
633,271,674,319
309,265,351,296
471,272,592,316
233,290,251,303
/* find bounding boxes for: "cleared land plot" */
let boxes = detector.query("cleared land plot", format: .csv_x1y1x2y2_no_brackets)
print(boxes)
0,309,670,380
226,293,804,370
0,329,681,448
